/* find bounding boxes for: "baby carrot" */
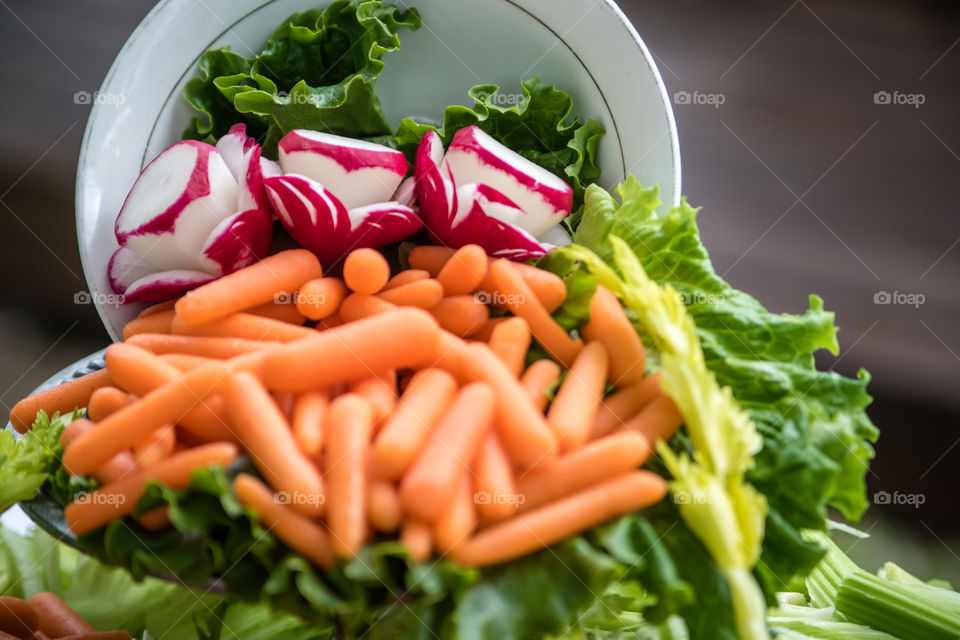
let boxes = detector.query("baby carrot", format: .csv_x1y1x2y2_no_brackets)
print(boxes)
623,394,684,445
122,310,175,340
519,359,562,412
233,474,334,570
473,433,518,522
223,372,325,518
259,308,440,392
384,269,429,290
9,369,112,433
176,249,322,325
582,285,646,385
349,370,396,425
472,317,508,342
408,245,455,276
436,244,487,295
0,596,38,638
377,279,444,309
273,391,296,420
64,443,238,535
488,316,531,376
343,248,390,294
292,390,328,456
246,299,307,325
126,333,282,359
86,386,132,421
547,342,609,452
316,313,344,330
366,478,402,533
131,424,176,468
478,261,567,313
516,431,651,511
63,362,231,476
590,373,663,439
135,299,176,318
171,312,316,343
296,277,348,320
59,419,138,484
28,592,94,636
338,293,396,323
158,353,218,372
430,295,489,337
400,519,432,563
489,259,582,367
400,382,494,522
137,505,171,531
433,473,477,553
453,471,667,567
324,394,373,557
371,369,458,480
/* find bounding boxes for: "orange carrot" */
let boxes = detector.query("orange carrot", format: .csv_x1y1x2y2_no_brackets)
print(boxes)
291,390,328,456
316,313,344,330
246,299,307,325
400,382,494,522
63,362,231,476
472,317,508,342
126,333,282,359
488,316,530,376
131,424,176,468
582,285,646,385
158,353,219,372
343,248,390,294
408,245,455,276
172,312,316,343
547,342,609,452
430,295,489,337
453,471,667,567
273,391,296,420
516,431,651,511
122,310,175,340
135,299,177,318
60,419,138,485
29,591,95,636
137,506,171,531
296,277,348,320
400,519,432,562
338,293,396,323
473,433,518,522
86,387,132,421
436,244,487,295
590,373,663,439
371,369,458,480
64,443,238,535
377,279,444,309
623,394,684,445
489,259,582,367
478,261,567,313
259,308,440,392
384,269,429,290
349,370,396,424
176,249,322,325
433,473,477,553
366,479,402,533
519,359,562,412
233,473,334,569
324,394,373,556
223,372,325,517
0,596,38,637
9,369,112,433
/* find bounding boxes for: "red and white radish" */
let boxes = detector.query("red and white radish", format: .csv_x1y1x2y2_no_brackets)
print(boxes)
216,124,271,212
278,130,408,210
393,175,416,208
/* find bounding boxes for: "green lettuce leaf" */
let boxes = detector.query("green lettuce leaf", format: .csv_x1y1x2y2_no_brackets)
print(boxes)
0,411,78,513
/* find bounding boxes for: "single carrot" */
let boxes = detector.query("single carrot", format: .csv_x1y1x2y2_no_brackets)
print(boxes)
135,299,177,318
158,353,218,372
57,631,132,640
384,269,429,290
547,342,609,452
126,333,282,359
86,386,132,421
292,390,328,456
377,279,443,309
176,249,322,325
0,595,38,637
259,308,440,392
64,443,238,535
59,419,138,484
516,431,651,511
62,362,231,476
519,359,562,412
122,310,175,340
137,505,171,531
9,369,112,433
366,479,402,533
171,312,316,343
273,391,296,420
488,316,531,376
582,285,646,385
246,299,307,325
453,471,667,567
590,373,663,439
408,245,455,276
28,592,94,636
371,369,458,480
223,372,325,518
623,394,684,445
296,277,348,320
233,474,334,569
338,293,396,323
324,394,373,556
433,473,477,553
400,519,432,563
430,295,489,337
131,424,176,468
489,259,582,367
471,317,508,342
349,370,396,424
400,382,494,522
436,244,487,295
316,313,344,330
478,260,567,313
343,248,390,294
473,433,517,522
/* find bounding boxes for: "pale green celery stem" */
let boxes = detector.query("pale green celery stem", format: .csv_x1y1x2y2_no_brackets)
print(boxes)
723,566,769,640
801,530,858,608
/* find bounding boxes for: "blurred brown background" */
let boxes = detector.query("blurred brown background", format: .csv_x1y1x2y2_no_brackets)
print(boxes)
1,0,958,580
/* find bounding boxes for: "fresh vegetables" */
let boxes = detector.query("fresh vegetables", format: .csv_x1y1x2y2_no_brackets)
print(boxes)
0,591,132,639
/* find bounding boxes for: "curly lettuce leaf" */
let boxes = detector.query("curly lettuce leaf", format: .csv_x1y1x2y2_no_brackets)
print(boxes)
0,410,78,513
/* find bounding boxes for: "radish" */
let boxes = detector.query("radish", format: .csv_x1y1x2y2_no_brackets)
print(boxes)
538,224,573,249
215,124,271,212
443,126,572,236
108,247,216,302
278,130,408,210
202,208,273,275
264,174,422,265
393,175,417,208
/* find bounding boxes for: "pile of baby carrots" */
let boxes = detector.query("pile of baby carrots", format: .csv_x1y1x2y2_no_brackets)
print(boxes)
0,591,130,639
10,245,683,569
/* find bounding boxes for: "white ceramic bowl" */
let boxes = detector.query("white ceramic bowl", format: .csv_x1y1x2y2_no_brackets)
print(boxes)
76,0,680,339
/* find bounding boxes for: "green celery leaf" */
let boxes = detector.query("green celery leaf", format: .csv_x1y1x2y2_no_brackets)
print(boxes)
0,410,78,513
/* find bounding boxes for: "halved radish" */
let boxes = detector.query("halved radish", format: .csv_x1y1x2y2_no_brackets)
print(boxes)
393,175,416,208
443,126,572,236
202,208,273,275
215,124,271,212
414,130,457,224
122,270,218,303
443,183,547,260
278,130,408,210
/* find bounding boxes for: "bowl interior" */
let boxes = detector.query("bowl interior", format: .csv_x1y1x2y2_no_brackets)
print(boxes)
77,0,679,340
